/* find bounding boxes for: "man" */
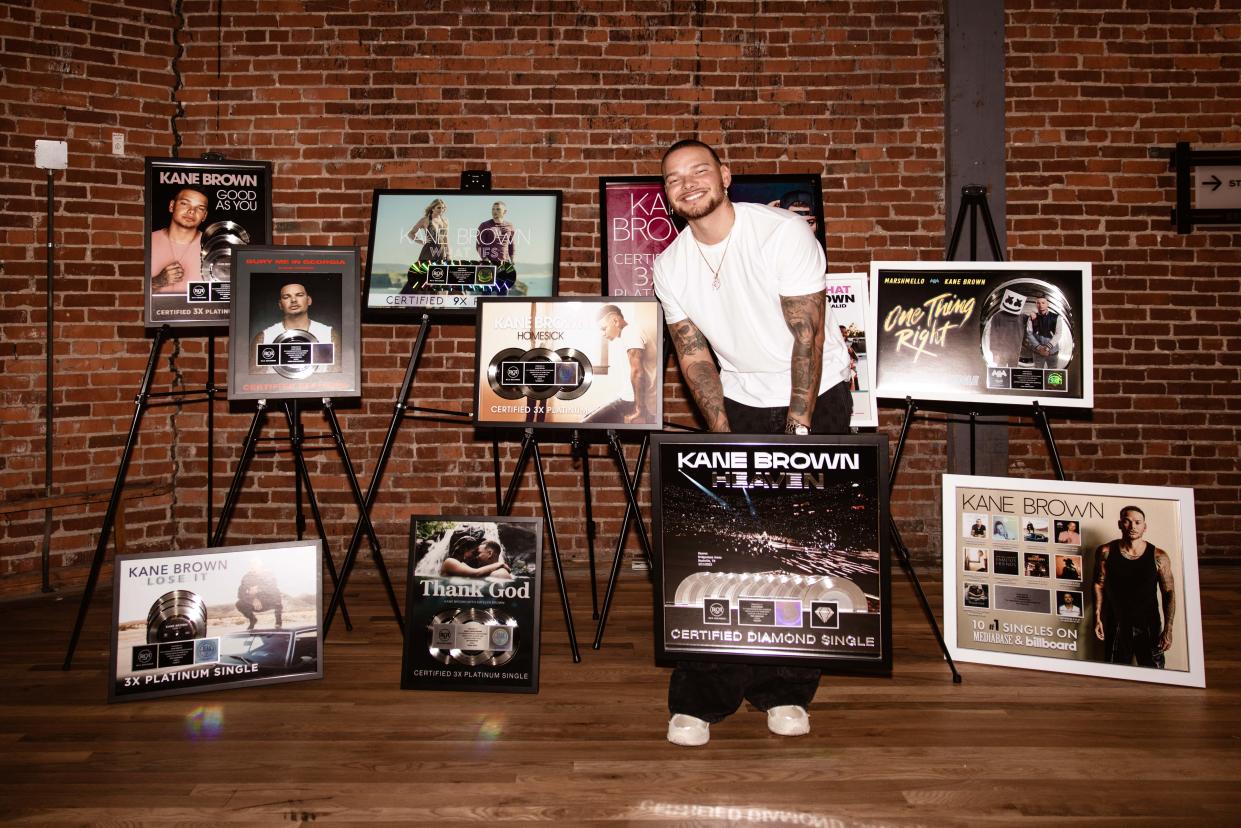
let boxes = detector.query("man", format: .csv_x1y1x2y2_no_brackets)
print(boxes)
236,559,283,630
1093,505,1176,668
1057,520,1081,545
1058,556,1081,581
1057,591,1082,618
251,282,340,372
476,201,516,262
586,304,657,426
652,139,853,747
1025,294,1060,368
970,517,987,538
150,187,208,293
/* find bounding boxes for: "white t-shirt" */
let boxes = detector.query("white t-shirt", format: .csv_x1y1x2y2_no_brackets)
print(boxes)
261,319,333,345
653,202,851,408
609,323,658,404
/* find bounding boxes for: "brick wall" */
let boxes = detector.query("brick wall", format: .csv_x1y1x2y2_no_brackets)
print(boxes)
1,1,1236,600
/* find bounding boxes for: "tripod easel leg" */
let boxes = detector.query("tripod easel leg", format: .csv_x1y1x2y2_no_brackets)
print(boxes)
528,438,580,663
282,401,351,632
593,432,650,649
572,430,599,619
63,325,168,670
211,400,267,548
889,514,961,683
321,398,403,634
1033,402,1066,481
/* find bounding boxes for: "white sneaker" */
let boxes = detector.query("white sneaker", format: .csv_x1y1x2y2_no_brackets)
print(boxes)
766,705,810,736
667,714,710,746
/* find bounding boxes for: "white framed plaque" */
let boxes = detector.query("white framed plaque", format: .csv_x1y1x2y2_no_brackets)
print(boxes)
942,474,1204,687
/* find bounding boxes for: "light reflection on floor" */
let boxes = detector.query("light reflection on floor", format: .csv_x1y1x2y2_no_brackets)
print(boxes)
631,799,924,827
184,705,224,741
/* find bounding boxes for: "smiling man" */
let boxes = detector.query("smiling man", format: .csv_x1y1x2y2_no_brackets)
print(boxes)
651,139,853,746
150,187,209,293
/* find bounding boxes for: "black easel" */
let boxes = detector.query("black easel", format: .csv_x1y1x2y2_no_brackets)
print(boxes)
590,429,662,649
322,316,465,635
62,327,220,669
570,430,600,618
497,429,581,663
210,398,375,633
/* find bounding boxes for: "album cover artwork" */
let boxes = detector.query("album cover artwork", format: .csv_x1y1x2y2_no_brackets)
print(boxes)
870,261,1093,409
401,517,543,693
825,273,877,428
109,540,322,703
599,174,826,298
652,433,891,672
228,246,361,401
473,297,663,430
143,156,272,329
942,474,1204,687
363,189,561,321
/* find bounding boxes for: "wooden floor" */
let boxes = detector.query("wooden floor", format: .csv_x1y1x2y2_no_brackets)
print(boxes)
2,563,1239,826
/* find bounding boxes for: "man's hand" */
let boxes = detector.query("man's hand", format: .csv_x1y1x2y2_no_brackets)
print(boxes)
156,262,184,288
1158,626,1173,652
1094,616,1105,641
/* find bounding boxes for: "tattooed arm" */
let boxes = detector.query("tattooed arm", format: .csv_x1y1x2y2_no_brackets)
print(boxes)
780,291,825,430
667,318,729,432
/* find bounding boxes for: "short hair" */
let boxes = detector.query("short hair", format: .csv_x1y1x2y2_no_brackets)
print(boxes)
597,303,624,322
1119,505,1146,520
662,139,722,167
172,186,209,205
492,201,506,210
480,540,502,555
779,190,815,211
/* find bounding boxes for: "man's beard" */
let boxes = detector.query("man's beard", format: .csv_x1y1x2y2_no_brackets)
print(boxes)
673,188,725,220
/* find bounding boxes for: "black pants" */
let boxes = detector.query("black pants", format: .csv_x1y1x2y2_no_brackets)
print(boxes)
668,381,852,722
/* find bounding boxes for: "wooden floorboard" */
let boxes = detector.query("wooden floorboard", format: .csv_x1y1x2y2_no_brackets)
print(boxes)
1,564,1239,826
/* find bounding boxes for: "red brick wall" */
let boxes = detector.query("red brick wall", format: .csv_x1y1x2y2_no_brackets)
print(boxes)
1,1,1235,600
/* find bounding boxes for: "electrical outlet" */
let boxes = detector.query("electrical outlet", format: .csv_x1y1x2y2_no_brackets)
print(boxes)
111,132,124,155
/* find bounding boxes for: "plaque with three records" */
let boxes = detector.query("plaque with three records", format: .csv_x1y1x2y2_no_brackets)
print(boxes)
109,540,323,703
401,517,543,693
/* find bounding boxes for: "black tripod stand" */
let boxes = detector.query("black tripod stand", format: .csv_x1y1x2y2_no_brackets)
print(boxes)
62,325,220,669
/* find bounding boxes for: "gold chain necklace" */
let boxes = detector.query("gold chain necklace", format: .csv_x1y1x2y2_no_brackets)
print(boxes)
693,231,732,289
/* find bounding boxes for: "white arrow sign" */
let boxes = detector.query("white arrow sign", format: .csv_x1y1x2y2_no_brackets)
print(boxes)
1195,166,1241,209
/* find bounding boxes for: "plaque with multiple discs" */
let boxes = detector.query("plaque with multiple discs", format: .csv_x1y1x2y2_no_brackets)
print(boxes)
599,174,827,298
473,296,664,430
651,433,891,672
143,156,272,329
109,540,323,703
401,516,543,693
228,245,362,401
869,261,1093,408
363,189,562,321
942,474,1205,687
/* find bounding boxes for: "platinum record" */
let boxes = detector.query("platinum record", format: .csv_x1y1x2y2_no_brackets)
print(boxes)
146,589,208,644
427,607,519,667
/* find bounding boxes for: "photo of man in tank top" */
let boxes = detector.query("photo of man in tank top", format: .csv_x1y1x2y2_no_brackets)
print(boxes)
1092,505,1177,668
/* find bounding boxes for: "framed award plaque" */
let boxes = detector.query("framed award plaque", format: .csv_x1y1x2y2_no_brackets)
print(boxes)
401,516,544,694
143,156,272,329
109,540,323,703
651,433,892,674
942,474,1204,688
227,245,362,401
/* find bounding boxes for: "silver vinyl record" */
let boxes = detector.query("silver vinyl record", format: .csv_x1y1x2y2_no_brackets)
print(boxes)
199,220,251,282
486,347,528,400
516,347,561,400
426,606,519,667
271,328,318,380
551,347,593,400
146,590,208,644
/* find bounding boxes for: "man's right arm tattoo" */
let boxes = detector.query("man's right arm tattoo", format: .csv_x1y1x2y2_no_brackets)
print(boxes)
668,319,729,432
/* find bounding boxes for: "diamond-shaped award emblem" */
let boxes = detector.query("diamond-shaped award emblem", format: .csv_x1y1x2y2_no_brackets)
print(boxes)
814,606,835,624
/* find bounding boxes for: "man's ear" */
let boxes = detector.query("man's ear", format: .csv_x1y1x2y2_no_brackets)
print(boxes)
720,164,732,189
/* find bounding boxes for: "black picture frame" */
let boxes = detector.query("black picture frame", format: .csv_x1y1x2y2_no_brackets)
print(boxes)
599,173,827,298
473,296,664,431
109,540,323,703
401,516,544,694
227,245,362,401
143,156,273,329
362,188,563,322
651,432,892,674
